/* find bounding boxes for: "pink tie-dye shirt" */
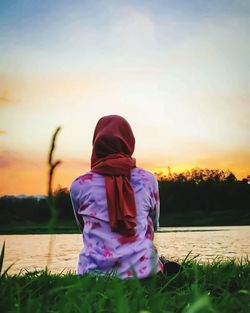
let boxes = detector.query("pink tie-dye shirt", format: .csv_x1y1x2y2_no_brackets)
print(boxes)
70,167,163,279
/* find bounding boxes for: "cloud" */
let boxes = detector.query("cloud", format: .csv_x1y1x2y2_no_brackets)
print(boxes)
0,150,40,168
0,77,18,105
63,157,89,169
0,156,9,167
0,73,102,108
112,8,156,49
0,151,91,195
0,93,11,105
0,150,21,168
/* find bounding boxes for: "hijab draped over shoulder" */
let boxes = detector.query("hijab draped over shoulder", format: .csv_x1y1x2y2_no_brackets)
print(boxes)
91,115,137,236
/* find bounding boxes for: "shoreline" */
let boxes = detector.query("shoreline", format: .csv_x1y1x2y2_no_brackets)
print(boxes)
1,224,249,235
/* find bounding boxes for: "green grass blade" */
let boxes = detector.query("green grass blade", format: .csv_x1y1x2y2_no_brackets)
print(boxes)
0,241,5,275
1,262,15,277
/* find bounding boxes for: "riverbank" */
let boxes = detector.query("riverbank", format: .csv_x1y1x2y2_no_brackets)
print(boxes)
2,223,250,235
1,260,249,313
0,222,79,234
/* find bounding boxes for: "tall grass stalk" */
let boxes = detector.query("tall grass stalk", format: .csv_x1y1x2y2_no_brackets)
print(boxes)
0,241,15,277
0,241,4,275
46,126,62,268
0,127,62,276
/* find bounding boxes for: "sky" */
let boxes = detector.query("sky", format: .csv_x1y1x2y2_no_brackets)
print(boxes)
0,0,250,195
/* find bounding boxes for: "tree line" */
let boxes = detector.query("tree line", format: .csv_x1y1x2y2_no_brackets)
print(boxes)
0,168,249,226
156,168,250,225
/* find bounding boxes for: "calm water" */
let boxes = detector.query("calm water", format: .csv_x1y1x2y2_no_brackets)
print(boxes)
1,226,249,275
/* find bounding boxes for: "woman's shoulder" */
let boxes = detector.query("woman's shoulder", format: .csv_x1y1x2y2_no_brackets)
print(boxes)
131,167,157,183
70,171,103,193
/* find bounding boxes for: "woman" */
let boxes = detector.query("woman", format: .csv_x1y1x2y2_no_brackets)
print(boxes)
70,115,164,279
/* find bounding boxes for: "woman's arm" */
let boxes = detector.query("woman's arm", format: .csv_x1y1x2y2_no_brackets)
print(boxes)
149,175,160,232
72,199,84,232
70,182,84,233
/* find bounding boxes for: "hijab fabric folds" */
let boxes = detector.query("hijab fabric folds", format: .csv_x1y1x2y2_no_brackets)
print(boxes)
91,115,137,236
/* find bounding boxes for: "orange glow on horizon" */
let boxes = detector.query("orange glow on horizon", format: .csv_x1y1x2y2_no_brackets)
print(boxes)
1,156,250,196
151,162,250,181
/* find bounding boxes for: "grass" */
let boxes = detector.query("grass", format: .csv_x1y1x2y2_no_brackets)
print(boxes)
0,260,249,313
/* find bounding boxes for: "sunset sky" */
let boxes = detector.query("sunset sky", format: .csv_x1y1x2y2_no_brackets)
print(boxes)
1,0,250,195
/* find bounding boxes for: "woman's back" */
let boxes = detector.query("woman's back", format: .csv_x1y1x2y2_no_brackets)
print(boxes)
70,167,163,279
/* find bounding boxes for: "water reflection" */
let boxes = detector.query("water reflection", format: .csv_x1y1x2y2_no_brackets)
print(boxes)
1,226,249,274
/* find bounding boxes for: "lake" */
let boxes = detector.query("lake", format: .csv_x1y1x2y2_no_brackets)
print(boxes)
1,226,249,275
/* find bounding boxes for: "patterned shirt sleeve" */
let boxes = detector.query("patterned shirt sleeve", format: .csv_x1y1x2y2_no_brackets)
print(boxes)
70,180,84,232
149,175,160,231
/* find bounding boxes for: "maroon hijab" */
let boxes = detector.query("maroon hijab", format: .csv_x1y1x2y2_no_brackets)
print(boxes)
91,115,137,236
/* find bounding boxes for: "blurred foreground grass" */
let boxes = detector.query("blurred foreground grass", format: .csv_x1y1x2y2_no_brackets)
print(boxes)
0,260,249,313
